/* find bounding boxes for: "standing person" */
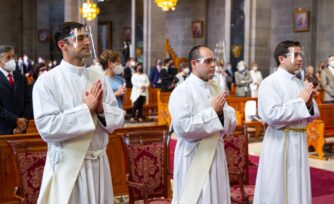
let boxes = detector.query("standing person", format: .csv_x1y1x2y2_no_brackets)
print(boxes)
123,58,136,88
33,22,124,204
0,45,32,134
253,40,319,204
149,58,162,88
100,49,127,108
320,55,334,103
234,60,252,97
130,63,149,122
169,45,236,204
249,62,263,97
175,62,189,86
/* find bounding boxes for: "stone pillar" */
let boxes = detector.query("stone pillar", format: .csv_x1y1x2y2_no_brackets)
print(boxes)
22,0,37,59
248,0,272,77
143,0,166,73
131,0,136,58
36,0,51,60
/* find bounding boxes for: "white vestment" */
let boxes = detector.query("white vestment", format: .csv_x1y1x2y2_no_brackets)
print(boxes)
169,74,236,204
253,68,319,204
33,60,124,204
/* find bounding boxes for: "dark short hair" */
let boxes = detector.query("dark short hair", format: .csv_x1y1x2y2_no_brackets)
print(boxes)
163,58,170,66
136,63,143,73
188,45,210,70
274,40,301,66
99,49,121,70
0,45,14,57
53,22,85,50
32,62,47,80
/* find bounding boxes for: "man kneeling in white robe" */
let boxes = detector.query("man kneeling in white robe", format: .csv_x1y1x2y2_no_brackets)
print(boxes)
169,45,236,204
33,22,124,204
253,40,319,204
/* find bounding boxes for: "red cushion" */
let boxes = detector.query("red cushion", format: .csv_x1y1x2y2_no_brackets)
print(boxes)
230,185,255,203
17,152,46,204
224,135,246,183
128,143,165,199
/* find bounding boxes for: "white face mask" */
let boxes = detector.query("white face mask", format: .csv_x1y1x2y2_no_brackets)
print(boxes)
329,61,334,68
238,65,246,72
114,64,123,75
184,68,190,74
130,61,136,67
4,59,16,71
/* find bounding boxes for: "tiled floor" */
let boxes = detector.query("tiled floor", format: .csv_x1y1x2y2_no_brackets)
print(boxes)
249,142,334,172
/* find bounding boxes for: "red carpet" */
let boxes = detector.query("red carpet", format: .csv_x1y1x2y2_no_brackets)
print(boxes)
169,139,334,203
249,155,334,203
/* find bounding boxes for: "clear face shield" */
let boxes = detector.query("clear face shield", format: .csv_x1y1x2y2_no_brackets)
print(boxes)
64,25,97,61
286,47,306,75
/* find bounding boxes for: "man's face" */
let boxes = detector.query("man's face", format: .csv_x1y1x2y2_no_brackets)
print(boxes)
0,49,15,69
61,29,91,59
279,46,303,74
191,47,217,81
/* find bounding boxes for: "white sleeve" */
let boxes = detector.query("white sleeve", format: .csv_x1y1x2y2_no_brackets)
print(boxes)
168,87,223,142
258,79,319,128
99,77,125,132
33,77,95,143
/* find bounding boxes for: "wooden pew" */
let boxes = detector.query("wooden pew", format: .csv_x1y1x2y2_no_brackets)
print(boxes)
0,124,168,203
157,90,171,126
0,133,41,204
122,88,159,118
307,103,334,159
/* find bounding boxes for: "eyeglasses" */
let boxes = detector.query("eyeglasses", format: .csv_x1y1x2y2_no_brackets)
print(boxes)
285,51,304,59
63,31,91,42
195,57,219,64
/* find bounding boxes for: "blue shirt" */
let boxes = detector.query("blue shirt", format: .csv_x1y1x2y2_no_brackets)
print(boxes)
106,75,125,108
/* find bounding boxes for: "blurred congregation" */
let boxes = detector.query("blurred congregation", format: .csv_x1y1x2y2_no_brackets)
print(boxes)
1,0,334,204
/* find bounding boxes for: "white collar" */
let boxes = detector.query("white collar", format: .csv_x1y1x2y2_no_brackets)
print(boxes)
60,60,87,75
0,67,13,77
276,67,297,80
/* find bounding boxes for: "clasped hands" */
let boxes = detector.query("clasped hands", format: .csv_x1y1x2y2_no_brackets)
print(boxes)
298,82,316,108
211,91,227,116
83,80,104,114
13,118,28,134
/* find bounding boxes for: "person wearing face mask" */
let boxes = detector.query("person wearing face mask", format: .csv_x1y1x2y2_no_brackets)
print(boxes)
123,58,136,88
249,62,263,97
22,54,33,75
175,62,189,86
130,63,150,122
225,62,234,90
234,60,253,97
149,58,162,88
100,49,126,108
0,45,33,134
320,55,334,103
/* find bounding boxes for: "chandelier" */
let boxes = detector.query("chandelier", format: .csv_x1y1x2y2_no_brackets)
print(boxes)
80,0,100,21
155,0,177,11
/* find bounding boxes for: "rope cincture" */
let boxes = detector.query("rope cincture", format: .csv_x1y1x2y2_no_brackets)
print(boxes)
283,127,306,204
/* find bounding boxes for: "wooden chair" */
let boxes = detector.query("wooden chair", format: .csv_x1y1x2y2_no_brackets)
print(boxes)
120,130,172,204
7,138,47,204
224,125,255,204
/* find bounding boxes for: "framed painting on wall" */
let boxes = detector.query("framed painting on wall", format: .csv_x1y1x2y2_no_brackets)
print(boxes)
293,8,310,32
98,21,112,55
192,21,203,38
38,29,50,43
